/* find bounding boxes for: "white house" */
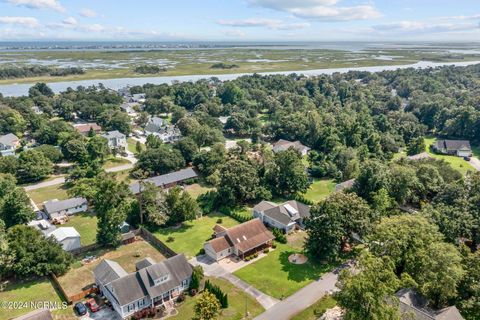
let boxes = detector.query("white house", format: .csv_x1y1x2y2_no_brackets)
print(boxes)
47,227,81,251
0,133,20,156
43,197,88,219
102,130,127,150
432,140,472,157
94,255,192,319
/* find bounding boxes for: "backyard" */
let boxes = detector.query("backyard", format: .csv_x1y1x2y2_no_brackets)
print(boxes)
424,137,475,175
27,184,69,206
102,157,131,169
184,182,215,199
233,242,333,299
57,239,166,298
152,213,239,258
303,179,336,203
0,277,70,319
61,212,98,246
171,277,264,320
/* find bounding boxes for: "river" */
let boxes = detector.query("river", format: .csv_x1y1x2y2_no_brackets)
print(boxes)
1,60,479,97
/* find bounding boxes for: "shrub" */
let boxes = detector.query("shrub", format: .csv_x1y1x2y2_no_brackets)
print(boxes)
273,228,287,244
198,248,206,255
177,292,186,303
272,243,277,249
263,248,269,254
190,288,198,296
253,253,259,258
166,236,175,243
204,280,229,308
216,218,223,224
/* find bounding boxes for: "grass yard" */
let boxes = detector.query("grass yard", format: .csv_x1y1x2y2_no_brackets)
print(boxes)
303,179,336,203
57,239,166,298
424,137,475,175
0,277,70,319
234,243,333,299
290,295,337,320
171,277,264,320
184,183,215,199
27,184,69,206
62,212,98,246
127,138,144,154
102,157,131,169
152,213,239,258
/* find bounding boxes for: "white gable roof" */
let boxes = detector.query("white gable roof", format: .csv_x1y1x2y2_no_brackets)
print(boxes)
48,227,80,241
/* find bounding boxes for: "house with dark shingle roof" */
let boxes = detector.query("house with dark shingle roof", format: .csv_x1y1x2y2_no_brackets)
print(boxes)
335,179,356,192
102,130,127,150
396,288,464,320
43,197,88,219
432,139,472,157
94,254,192,319
129,168,198,194
272,139,311,156
204,218,274,261
253,200,310,233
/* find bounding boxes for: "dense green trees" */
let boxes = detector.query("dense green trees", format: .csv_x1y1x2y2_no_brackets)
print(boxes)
16,149,53,183
0,174,34,228
135,144,185,176
266,149,309,197
4,225,72,278
194,290,221,320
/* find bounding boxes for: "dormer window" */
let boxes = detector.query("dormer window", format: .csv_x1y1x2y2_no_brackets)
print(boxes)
154,274,169,286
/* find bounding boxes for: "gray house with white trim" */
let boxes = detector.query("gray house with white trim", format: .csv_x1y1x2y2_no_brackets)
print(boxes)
94,254,192,319
43,197,88,219
253,200,310,233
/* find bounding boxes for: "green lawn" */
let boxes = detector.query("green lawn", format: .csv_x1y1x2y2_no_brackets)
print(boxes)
102,157,131,169
62,212,98,246
0,277,70,319
184,183,216,199
152,213,239,258
171,277,264,320
424,137,475,175
291,295,337,320
303,179,336,203
127,138,144,154
27,184,69,206
234,243,333,299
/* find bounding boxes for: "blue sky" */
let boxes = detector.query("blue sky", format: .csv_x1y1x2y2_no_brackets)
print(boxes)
0,0,479,41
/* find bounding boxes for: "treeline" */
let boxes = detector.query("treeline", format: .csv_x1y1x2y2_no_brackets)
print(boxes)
210,62,239,69
0,66,84,79
134,65,167,74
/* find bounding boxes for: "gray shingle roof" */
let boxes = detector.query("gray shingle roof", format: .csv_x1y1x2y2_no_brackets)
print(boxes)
335,179,355,192
0,133,19,147
435,140,471,152
256,200,310,226
43,197,87,214
135,257,156,271
102,254,192,307
396,289,464,320
102,130,126,139
272,139,310,154
129,168,198,194
94,259,128,286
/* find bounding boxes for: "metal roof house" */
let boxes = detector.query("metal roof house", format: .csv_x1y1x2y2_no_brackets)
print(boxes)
47,227,81,251
129,168,198,194
94,254,192,319
43,197,88,219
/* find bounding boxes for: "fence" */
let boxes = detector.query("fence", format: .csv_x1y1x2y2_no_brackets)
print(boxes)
70,242,102,257
138,227,177,258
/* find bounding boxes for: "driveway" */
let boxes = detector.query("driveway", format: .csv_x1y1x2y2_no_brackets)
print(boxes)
469,157,480,171
254,262,352,320
190,255,279,310
79,306,121,320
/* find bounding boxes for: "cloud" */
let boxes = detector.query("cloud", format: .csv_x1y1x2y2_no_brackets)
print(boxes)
62,16,77,25
217,18,310,30
0,16,39,27
373,17,480,34
248,0,381,21
79,8,98,18
6,0,65,12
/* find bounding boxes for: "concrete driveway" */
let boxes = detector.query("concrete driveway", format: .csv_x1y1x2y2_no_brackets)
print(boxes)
79,306,121,320
190,255,279,310
469,157,480,171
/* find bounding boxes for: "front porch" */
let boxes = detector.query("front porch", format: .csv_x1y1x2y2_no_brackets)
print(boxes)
238,241,272,260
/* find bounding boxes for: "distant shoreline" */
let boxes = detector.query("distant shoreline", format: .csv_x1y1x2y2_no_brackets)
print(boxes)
1,59,479,97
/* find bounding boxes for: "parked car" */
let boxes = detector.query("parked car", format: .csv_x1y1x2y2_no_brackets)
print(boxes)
464,156,471,161
74,302,87,316
86,298,100,312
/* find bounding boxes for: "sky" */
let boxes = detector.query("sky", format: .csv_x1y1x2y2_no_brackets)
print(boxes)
0,0,479,42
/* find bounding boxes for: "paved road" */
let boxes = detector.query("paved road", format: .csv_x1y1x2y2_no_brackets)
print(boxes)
23,157,135,191
190,255,279,310
254,262,352,320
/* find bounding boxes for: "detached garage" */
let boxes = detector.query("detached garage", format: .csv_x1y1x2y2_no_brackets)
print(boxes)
48,227,81,251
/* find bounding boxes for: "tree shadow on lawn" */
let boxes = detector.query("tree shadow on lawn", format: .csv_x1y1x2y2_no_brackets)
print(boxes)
151,223,194,236
279,250,334,283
